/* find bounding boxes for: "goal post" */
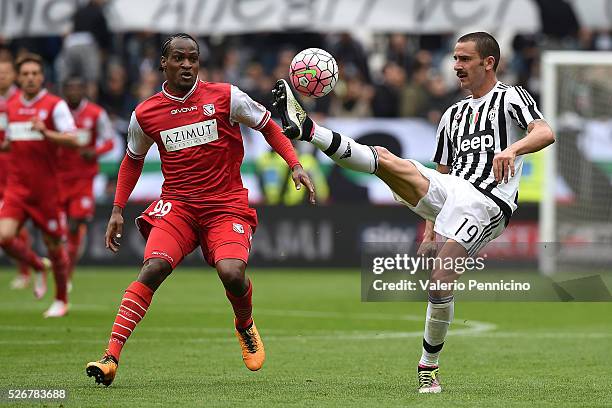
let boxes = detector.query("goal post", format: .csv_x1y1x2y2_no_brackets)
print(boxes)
539,51,612,273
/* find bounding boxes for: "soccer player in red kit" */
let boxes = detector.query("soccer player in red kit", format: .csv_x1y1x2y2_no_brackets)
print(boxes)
86,33,315,386
0,58,51,295
0,54,78,317
57,77,115,287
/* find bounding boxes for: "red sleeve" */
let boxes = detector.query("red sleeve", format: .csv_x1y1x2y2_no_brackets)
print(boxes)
259,119,300,169
113,152,144,208
95,139,114,156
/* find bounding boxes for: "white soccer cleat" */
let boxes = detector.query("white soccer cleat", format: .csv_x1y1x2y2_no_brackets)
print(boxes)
43,300,69,318
271,79,312,141
10,275,31,290
33,257,51,299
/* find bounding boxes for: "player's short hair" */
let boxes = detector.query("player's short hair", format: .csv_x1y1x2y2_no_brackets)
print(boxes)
457,32,500,71
63,76,85,87
159,33,199,72
15,53,44,73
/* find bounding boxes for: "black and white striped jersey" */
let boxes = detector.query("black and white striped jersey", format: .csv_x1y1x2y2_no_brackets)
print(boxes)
432,81,543,221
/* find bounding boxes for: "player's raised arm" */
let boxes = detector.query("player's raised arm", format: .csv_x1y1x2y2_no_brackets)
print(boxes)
105,111,154,252
32,99,79,146
229,85,315,204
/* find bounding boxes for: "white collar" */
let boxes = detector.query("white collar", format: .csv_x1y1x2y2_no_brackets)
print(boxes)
161,78,199,103
20,89,48,106
469,81,499,105
71,99,88,115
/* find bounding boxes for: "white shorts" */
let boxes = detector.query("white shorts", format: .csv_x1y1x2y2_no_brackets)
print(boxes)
393,160,506,256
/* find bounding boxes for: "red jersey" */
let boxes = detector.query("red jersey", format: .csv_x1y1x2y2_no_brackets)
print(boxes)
6,89,76,197
127,80,271,207
57,99,113,181
0,86,20,193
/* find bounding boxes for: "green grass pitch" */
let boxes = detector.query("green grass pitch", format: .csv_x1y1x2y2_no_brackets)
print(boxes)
1,267,611,407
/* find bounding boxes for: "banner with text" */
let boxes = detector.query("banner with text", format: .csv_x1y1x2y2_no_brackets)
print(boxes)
3,0,612,37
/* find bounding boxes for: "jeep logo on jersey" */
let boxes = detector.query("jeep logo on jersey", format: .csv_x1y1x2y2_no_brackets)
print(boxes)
160,119,219,152
457,130,495,156
170,106,197,115
202,104,215,116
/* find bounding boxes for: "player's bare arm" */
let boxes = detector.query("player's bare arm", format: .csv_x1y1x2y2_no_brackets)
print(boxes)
31,117,78,147
493,119,555,183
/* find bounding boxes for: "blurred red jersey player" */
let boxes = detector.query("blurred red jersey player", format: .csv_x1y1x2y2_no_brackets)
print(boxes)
0,53,79,317
86,33,315,387
57,77,115,287
0,58,44,293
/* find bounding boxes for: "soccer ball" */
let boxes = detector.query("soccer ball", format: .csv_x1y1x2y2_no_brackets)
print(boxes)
289,48,339,98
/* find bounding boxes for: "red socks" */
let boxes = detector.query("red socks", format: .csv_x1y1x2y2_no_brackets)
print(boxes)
47,246,69,303
226,280,253,330
67,224,87,280
1,234,44,271
17,228,32,277
108,281,154,361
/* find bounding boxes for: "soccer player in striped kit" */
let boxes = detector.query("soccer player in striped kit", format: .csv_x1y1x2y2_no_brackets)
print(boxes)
86,33,315,386
272,32,555,393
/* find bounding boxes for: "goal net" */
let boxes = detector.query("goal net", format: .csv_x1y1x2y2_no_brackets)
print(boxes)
540,52,612,273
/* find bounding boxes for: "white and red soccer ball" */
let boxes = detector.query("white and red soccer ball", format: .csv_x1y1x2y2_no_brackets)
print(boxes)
289,48,339,98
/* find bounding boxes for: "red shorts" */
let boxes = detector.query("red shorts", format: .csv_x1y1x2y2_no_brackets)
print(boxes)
0,187,66,239
61,178,95,220
136,199,257,269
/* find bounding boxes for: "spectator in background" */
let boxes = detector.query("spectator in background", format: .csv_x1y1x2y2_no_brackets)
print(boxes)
420,73,462,125
327,33,371,84
57,0,111,100
371,62,406,118
400,63,429,118
533,0,580,49
387,33,414,77
329,74,373,118
241,62,275,112
98,62,136,129
134,71,161,103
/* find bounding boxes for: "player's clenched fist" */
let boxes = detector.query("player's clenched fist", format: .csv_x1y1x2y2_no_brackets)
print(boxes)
105,207,124,253
492,147,517,184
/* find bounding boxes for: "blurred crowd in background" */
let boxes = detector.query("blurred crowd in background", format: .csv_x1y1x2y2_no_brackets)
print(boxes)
1,0,611,137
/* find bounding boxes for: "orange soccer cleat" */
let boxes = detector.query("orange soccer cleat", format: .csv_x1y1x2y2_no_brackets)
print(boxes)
86,351,119,386
235,321,265,371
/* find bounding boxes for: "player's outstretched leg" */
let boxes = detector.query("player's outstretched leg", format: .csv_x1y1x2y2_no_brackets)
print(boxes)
272,79,377,173
218,259,265,371
10,228,33,289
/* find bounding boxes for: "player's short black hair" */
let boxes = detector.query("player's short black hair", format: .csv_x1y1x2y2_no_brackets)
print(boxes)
63,76,85,87
15,53,44,73
159,33,199,72
457,31,500,71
